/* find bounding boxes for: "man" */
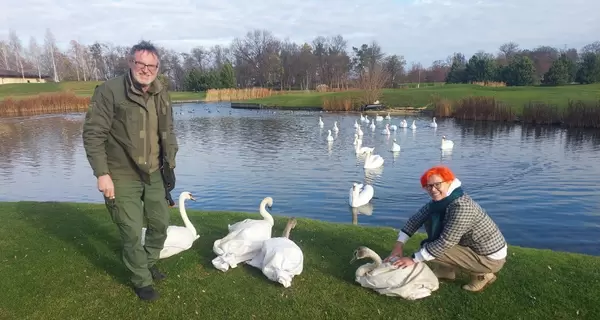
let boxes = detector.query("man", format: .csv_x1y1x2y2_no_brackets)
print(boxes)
82,40,178,301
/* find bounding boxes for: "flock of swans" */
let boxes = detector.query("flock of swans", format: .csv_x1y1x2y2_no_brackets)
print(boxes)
146,111,460,301
328,112,455,211
145,190,439,300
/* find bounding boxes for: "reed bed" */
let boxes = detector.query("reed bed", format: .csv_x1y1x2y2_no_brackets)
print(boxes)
431,94,453,117
0,92,90,117
205,88,273,101
520,102,563,125
451,96,517,122
523,100,600,128
322,96,360,112
472,81,507,87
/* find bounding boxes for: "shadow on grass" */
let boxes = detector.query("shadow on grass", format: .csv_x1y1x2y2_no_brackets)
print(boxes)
17,201,130,286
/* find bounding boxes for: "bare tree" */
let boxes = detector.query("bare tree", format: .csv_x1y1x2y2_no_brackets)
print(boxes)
28,36,43,80
44,28,59,82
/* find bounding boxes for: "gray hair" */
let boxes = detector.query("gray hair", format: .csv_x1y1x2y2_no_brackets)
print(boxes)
129,40,160,61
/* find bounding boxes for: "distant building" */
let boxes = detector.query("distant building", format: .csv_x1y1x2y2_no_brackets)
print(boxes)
0,69,51,85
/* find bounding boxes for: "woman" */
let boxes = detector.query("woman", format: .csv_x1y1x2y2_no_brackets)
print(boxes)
385,165,507,292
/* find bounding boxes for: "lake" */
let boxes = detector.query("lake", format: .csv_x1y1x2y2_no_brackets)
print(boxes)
1,102,599,256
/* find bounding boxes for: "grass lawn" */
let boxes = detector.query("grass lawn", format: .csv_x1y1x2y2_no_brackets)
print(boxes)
0,201,598,320
0,81,205,102
242,83,600,111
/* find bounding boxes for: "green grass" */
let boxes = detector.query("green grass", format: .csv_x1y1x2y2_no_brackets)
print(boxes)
0,81,205,102
242,83,600,111
1,201,598,320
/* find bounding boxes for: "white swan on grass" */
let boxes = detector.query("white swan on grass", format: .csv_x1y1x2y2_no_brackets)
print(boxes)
363,150,384,169
350,246,439,301
390,138,401,152
441,135,454,150
247,218,304,288
212,197,274,272
141,191,199,259
349,183,374,208
430,117,438,128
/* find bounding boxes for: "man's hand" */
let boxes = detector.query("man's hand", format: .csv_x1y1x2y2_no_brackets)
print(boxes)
391,257,416,268
383,241,405,263
98,174,115,199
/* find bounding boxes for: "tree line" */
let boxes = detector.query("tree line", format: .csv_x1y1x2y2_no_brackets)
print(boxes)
1,28,599,91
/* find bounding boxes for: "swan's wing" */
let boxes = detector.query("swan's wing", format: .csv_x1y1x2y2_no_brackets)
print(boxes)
361,185,374,199
257,238,304,287
358,263,439,299
162,227,197,250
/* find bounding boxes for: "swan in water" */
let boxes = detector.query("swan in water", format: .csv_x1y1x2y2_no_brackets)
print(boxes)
381,123,390,135
410,120,417,130
353,133,361,146
362,115,370,123
354,119,359,129
360,114,366,122
247,218,304,288
355,139,374,155
326,129,334,142
440,135,454,150
390,138,401,152
369,121,376,131
318,116,324,128
389,124,397,131
385,112,391,120
430,117,438,128
363,150,384,169
356,125,364,137
399,119,408,128
349,183,374,208
350,246,439,300
212,197,274,272
333,121,339,133
375,114,384,122
141,191,199,259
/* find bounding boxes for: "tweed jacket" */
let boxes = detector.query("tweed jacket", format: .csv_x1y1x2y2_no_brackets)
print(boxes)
401,193,507,258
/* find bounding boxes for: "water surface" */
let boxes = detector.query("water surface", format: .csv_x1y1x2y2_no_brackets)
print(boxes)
1,102,599,256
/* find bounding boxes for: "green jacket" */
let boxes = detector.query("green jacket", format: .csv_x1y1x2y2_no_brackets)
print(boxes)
82,72,179,184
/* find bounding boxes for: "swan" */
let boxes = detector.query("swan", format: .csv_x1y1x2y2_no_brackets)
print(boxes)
326,129,334,142
399,119,408,128
354,119,359,129
374,100,380,104
356,126,364,137
390,138,401,152
333,121,339,133
360,114,366,122
363,150,384,169
349,183,374,208
318,116,324,128
389,124,397,131
141,191,199,259
246,218,304,288
441,135,454,150
355,140,374,155
363,115,370,123
353,133,360,146
385,112,391,120
212,197,274,272
375,114,384,122
369,121,376,131
430,117,438,128
350,246,439,300
381,123,390,135
410,120,417,130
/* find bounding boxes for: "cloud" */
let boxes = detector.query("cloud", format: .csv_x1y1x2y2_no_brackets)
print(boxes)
1,0,599,65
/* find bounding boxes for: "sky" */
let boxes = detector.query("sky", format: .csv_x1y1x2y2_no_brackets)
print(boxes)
1,0,599,66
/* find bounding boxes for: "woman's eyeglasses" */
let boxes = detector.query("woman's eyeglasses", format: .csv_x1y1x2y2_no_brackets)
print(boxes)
424,181,444,190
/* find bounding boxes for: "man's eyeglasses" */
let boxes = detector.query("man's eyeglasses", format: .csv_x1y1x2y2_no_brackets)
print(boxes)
424,181,445,190
133,60,158,72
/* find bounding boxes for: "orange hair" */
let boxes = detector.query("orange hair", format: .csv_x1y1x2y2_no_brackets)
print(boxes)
420,166,456,187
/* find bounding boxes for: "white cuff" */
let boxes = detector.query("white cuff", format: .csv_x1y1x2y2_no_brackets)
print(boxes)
413,247,435,262
397,231,410,243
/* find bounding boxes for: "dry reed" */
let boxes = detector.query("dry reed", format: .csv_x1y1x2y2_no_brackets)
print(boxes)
472,81,507,87
205,88,273,101
431,94,453,117
452,96,516,122
322,96,360,112
521,102,563,125
0,92,90,117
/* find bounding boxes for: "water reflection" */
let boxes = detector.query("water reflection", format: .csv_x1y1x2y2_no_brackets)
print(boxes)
350,203,374,225
1,104,600,255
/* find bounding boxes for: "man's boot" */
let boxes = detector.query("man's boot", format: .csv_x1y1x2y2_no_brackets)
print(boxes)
462,273,497,292
134,285,159,301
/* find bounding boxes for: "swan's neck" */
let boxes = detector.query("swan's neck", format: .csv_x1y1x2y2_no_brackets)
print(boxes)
178,197,197,236
259,205,275,225
364,248,383,266
281,220,295,238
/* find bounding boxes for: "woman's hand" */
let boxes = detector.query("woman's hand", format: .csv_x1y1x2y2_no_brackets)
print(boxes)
391,257,416,268
383,241,405,263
